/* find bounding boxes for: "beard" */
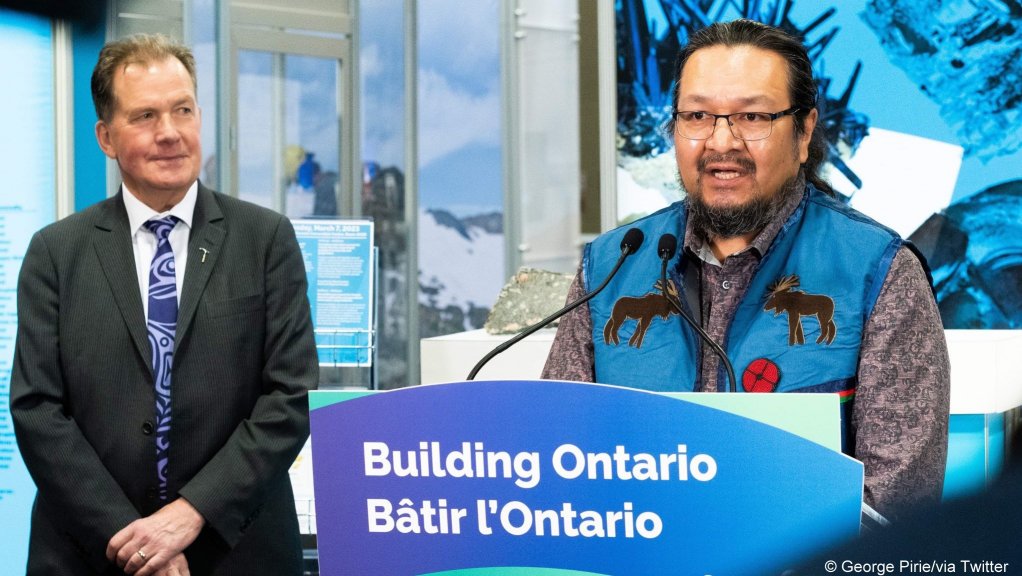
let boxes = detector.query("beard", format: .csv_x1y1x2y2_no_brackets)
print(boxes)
680,153,802,240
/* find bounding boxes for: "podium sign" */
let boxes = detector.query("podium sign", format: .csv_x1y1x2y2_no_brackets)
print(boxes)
310,381,863,575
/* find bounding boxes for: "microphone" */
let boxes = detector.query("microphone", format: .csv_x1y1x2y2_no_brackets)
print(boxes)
657,233,738,393
467,228,645,380
657,233,677,261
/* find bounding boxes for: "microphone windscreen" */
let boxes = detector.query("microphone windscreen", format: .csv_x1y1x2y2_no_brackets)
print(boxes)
658,233,678,260
620,228,644,254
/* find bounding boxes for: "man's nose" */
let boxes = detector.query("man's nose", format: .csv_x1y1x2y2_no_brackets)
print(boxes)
705,116,741,151
154,114,180,142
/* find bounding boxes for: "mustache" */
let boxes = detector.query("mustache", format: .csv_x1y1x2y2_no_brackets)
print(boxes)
697,153,756,173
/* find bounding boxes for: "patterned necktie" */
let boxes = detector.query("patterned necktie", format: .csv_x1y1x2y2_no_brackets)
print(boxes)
144,216,179,502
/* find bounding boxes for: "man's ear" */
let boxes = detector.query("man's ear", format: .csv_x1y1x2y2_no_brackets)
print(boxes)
798,108,818,164
95,121,117,160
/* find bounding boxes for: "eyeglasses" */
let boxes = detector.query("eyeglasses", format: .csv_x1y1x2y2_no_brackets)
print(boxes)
671,107,801,141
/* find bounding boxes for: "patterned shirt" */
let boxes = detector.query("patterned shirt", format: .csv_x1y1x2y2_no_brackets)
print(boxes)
541,186,951,518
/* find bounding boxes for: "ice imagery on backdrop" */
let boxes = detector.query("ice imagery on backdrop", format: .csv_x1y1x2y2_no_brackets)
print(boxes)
615,0,1022,328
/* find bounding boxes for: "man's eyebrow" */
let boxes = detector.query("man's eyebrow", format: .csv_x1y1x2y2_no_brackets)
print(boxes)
122,105,154,116
679,94,774,107
123,96,195,115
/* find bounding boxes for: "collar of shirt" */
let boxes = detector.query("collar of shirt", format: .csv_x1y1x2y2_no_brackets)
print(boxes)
123,182,197,319
683,172,807,266
122,181,198,237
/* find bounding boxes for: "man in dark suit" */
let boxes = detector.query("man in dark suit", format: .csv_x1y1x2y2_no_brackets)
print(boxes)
10,34,318,575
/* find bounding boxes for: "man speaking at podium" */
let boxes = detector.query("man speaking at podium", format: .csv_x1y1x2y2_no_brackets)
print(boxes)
11,34,317,574
543,20,950,520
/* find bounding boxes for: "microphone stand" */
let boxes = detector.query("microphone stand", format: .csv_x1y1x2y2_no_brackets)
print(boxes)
659,250,737,393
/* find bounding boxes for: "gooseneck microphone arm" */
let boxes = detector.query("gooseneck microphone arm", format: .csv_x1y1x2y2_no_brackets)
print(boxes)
466,228,645,381
657,234,737,393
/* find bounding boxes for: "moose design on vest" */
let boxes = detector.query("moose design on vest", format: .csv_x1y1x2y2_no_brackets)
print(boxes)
764,274,837,346
603,279,679,348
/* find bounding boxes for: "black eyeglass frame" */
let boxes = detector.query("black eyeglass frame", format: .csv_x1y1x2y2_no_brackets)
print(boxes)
670,106,803,141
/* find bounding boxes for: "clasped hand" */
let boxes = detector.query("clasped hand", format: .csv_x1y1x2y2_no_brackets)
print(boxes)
107,498,205,576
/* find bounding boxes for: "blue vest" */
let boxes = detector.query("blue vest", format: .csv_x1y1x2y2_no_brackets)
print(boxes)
585,186,904,397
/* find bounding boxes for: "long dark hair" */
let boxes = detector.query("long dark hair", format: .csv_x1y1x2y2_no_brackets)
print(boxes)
666,19,833,195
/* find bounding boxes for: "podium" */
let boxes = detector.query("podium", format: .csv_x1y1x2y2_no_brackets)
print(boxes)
309,380,863,575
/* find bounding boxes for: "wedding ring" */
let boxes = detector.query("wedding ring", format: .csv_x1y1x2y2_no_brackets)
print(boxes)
137,549,148,561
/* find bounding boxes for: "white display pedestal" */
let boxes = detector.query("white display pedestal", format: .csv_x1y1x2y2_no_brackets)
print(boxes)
945,329,1022,414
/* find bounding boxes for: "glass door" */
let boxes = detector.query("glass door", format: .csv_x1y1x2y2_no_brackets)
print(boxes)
233,33,351,217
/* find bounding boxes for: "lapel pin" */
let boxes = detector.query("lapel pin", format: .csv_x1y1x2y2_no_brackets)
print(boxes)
199,247,210,263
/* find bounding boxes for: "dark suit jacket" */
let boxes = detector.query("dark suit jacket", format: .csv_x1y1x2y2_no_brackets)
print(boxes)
10,184,318,575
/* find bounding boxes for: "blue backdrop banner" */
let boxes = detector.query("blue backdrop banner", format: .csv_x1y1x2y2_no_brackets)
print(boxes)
1,9,55,574
311,381,863,575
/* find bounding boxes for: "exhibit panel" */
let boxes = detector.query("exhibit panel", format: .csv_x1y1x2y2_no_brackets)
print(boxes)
0,9,57,574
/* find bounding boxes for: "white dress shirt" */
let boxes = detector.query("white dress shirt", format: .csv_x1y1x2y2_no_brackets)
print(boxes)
122,182,197,321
